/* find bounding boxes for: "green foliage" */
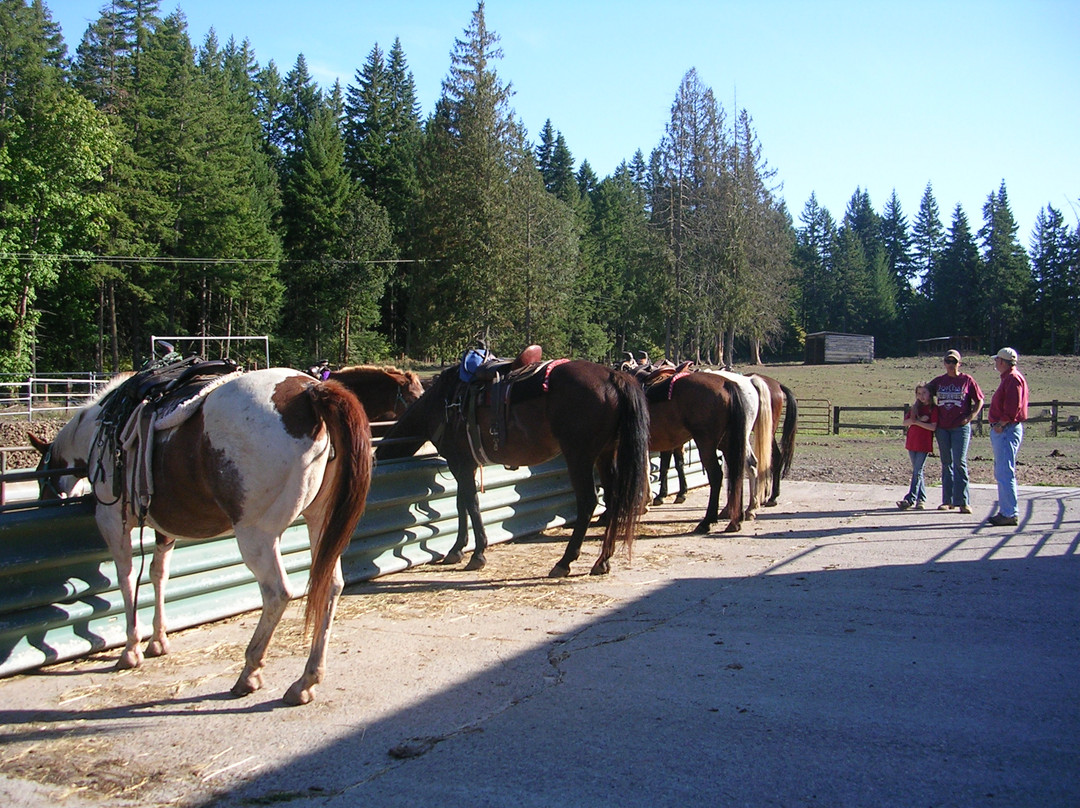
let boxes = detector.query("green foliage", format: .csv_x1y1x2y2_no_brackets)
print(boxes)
6,2,1072,375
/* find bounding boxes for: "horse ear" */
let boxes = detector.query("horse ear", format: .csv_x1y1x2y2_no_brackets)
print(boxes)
27,432,50,455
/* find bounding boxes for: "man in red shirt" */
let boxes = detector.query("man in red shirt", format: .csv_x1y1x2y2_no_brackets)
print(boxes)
987,347,1029,526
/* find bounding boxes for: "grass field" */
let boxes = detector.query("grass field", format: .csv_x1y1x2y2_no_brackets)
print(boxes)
732,355,1080,488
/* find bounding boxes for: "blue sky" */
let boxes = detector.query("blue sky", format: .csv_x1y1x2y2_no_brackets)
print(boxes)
47,0,1079,243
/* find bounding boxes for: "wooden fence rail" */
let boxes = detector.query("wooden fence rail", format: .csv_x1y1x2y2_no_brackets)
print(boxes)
833,401,1080,436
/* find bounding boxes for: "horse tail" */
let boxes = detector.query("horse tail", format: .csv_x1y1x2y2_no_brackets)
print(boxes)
749,376,774,502
779,383,798,478
606,370,651,555
304,380,372,632
722,378,748,506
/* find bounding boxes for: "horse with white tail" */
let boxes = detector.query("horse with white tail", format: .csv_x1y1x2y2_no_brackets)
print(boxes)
29,364,372,706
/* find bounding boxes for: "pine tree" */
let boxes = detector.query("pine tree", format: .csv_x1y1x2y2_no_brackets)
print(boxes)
794,193,837,335
978,181,1031,350
0,0,116,373
411,0,539,358
912,182,944,291
1030,204,1072,353
935,204,980,339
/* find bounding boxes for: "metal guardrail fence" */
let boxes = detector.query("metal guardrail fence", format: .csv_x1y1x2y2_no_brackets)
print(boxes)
0,445,706,677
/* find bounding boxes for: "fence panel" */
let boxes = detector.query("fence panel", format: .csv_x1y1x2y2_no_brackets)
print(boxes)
797,399,831,435
0,444,706,677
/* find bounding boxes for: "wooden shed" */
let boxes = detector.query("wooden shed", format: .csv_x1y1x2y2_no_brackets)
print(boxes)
804,331,874,364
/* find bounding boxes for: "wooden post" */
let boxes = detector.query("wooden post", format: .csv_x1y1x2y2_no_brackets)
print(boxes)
833,406,840,435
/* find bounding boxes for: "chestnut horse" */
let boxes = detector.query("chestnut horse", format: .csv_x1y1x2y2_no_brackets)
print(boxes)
375,359,650,577
329,364,425,423
636,369,750,533
30,368,371,705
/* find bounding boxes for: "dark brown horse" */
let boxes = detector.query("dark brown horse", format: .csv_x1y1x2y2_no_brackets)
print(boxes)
375,359,651,577
329,364,425,425
638,369,750,533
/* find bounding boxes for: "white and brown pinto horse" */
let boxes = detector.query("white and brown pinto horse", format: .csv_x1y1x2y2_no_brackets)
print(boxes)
29,368,371,705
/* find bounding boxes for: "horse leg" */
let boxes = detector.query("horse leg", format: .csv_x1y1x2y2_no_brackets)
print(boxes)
145,532,175,658
231,531,292,697
97,507,144,669
284,518,344,707
695,442,724,534
764,438,782,507
436,456,482,567
449,459,488,570
653,451,671,506
591,447,614,526
673,446,688,504
743,450,760,521
550,456,599,578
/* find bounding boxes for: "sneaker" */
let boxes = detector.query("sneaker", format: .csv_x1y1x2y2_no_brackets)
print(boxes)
958,505,972,514
915,502,926,510
937,504,953,511
988,513,1018,526
897,500,912,510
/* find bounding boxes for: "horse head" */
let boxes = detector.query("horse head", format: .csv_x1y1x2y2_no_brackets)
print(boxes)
28,409,93,500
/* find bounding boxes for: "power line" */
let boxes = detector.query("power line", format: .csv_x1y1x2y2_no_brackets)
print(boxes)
0,253,430,265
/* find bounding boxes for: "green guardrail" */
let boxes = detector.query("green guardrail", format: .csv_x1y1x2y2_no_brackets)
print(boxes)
0,448,706,677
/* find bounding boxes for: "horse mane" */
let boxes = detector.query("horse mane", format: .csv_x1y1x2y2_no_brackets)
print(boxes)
96,371,134,400
334,364,421,387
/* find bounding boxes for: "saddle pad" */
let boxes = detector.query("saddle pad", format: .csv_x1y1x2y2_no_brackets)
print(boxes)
154,371,244,430
644,369,693,402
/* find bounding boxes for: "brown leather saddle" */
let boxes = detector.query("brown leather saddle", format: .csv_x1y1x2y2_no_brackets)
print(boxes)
454,345,554,464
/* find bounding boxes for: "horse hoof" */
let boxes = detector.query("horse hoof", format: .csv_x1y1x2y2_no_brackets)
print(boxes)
145,637,170,658
283,682,314,706
674,494,687,504
115,650,142,670
764,499,778,507
693,521,712,534
464,554,487,571
724,521,741,533
589,561,610,576
548,564,571,578
441,550,465,565
231,670,263,697
651,496,665,506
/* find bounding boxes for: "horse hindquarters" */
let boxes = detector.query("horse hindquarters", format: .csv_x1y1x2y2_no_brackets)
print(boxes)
284,380,371,705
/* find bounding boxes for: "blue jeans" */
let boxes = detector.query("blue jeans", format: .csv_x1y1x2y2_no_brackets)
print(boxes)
990,423,1024,517
936,424,971,507
903,450,929,504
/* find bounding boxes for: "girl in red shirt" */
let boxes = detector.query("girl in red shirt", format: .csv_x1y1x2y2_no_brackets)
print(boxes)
898,383,938,509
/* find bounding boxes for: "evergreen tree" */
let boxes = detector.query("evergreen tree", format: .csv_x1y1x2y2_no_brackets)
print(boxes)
912,182,944,290
934,204,981,338
412,1,560,358
280,97,391,363
794,193,837,336
1030,204,1072,353
978,181,1031,350
0,0,116,373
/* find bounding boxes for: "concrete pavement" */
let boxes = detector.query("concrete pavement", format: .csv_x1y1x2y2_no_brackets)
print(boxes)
1,480,1077,807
